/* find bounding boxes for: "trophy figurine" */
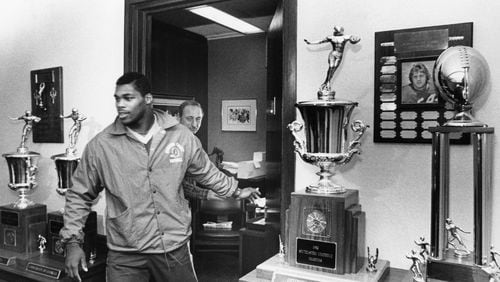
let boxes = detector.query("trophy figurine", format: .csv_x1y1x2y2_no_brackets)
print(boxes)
304,26,361,99
51,108,86,195
433,45,490,126
2,110,41,209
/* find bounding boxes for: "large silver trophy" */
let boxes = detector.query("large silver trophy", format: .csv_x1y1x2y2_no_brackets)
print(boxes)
2,110,41,209
51,108,86,195
433,45,490,126
290,26,367,194
427,45,495,282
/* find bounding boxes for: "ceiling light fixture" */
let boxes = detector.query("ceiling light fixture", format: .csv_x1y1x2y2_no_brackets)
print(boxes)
187,5,263,34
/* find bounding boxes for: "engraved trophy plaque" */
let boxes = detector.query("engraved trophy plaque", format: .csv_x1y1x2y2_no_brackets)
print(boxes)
1,110,47,264
427,46,494,281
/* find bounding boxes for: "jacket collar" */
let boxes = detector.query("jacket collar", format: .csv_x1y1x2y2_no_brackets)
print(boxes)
109,109,179,135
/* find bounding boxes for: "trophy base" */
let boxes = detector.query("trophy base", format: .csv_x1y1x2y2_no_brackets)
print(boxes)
12,197,35,210
453,249,471,258
444,111,487,127
0,203,47,255
427,250,489,282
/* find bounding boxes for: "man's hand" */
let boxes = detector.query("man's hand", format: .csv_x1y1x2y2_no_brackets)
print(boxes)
236,187,261,202
65,243,87,282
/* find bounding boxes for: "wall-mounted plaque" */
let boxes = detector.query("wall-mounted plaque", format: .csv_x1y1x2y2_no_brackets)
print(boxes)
30,66,63,143
373,23,473,144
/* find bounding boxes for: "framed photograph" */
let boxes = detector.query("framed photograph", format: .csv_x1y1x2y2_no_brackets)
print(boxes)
152,95,193,118
373,22,473,144
399,58,440,106
221,99,257,131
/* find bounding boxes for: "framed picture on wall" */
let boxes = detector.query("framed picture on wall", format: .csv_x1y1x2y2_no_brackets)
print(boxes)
221,99,257,131
152,95,193,118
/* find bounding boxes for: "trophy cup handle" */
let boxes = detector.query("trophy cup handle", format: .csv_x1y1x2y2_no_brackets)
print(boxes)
29,164,38,186
287,120,306,157
340,120,368,164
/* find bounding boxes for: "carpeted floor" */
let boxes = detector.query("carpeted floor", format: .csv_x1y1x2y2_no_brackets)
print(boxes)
193,252,240,282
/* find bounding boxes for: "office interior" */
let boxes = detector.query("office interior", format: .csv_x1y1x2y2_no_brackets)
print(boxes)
0,0,499,279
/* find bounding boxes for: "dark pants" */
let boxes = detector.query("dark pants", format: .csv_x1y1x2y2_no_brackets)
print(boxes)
106,243,198,282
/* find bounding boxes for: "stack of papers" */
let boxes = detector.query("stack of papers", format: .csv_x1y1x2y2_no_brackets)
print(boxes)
202,221,233,230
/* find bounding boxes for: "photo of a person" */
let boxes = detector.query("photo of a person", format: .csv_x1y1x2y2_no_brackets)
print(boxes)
401,61,438,104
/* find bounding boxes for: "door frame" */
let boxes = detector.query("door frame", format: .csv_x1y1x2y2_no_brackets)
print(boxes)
124,0,296,237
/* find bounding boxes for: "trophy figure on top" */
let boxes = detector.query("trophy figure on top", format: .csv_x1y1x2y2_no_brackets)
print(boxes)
51,108,86,195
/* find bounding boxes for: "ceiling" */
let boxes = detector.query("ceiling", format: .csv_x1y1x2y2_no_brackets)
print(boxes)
152,0,278,40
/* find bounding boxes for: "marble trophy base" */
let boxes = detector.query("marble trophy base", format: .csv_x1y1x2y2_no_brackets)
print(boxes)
255,254,389,282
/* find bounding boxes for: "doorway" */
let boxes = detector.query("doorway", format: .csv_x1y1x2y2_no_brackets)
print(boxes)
124,0,297,276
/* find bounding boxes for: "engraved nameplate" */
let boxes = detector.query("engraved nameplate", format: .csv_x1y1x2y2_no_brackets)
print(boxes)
1,211,19,226
296,238,336,270
26,262,62,279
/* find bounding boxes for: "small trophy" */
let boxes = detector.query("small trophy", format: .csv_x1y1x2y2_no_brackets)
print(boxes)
2,110,41,209
433,45,490,126
0,110,46,262
48,108,97,263
51,108,86,195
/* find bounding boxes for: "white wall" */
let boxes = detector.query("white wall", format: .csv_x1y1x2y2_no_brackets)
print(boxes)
0,0,124,233
297,0,500,269
1,0,499,272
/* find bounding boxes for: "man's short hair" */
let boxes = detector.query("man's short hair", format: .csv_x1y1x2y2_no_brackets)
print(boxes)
408,63,431,84
116,72,151,97
179,100,203,117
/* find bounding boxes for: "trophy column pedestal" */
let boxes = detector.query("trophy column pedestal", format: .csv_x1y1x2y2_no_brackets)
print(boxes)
428,126,494,281
427,250,490,282
0,203,47,264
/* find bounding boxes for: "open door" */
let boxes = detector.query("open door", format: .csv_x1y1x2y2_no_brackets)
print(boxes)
124,0,296,244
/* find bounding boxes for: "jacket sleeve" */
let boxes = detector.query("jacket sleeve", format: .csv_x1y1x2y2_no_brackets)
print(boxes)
59,141,103,244
185,136,238,197
182,177,209,200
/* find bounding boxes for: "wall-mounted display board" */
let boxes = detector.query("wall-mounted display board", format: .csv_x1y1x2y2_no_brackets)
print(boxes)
373,23,473,144
30,66,63,143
